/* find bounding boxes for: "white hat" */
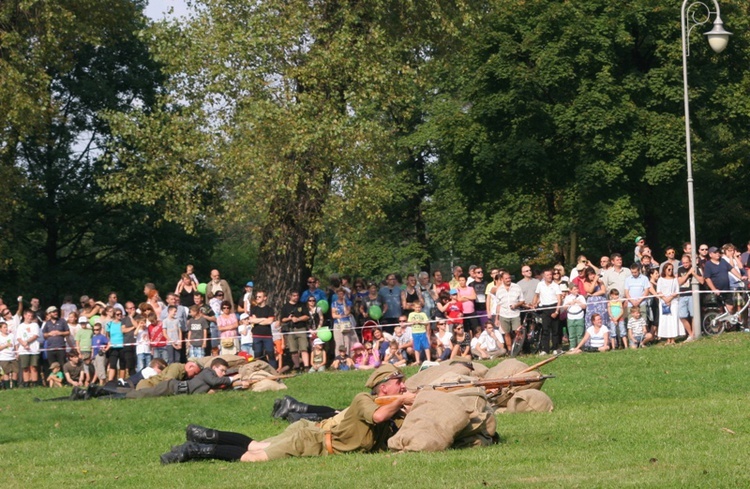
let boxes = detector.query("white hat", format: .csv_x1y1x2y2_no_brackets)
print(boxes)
239,313,250,320
313,338,324,346
78,316,88,324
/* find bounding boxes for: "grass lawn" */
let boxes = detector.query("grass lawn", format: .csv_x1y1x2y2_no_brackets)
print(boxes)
2,333,750,488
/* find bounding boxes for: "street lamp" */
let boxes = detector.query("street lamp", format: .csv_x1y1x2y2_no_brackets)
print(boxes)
681,0,731,339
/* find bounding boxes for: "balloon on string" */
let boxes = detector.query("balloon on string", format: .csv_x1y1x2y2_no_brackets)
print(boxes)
197,283,207,295
89,315,101,327
317,299,329,314
368,305,383,320
316,326,332,342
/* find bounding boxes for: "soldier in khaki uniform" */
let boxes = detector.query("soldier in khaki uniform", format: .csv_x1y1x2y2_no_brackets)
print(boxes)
160,364,416,464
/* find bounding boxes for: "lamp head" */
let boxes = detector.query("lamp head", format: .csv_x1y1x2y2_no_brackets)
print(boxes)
704,17,732,53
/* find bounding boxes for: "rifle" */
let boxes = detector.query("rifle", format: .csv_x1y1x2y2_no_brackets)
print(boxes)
374,352,563,405
374,374,555,405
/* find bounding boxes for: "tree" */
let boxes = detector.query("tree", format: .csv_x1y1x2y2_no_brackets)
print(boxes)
104,0,481,307
0,0,215,301
419,0,750,270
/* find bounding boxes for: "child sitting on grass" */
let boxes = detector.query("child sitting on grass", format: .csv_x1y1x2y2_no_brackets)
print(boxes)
309,339,326,372
330,345,354,371
46,362,64,388
627,306,653,348
383,340,407,367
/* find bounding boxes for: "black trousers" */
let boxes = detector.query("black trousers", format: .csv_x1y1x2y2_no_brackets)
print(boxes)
539,305,560,353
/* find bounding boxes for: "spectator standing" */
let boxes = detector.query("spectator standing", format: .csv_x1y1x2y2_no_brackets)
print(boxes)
331,288,357,356
0,320,18,389
657,264,682,345
677,254,703,341
249,290,276,369
280,291,310,371
175,274,197,307
135,315,152,371
300,276,326,304
17,310,41,387
562,283,587,350
206,269,234,310
217,301,238,355
583,267,608,328
532,269,563,355
42,306,69,377
91,322,109,385
493,271,525,350
378,274,402,334
148,312,169,363
75,317,93,358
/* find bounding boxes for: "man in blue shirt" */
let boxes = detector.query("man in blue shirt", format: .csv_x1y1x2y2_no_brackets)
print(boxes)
300,277,327,303
378,274,402,334
624,264,651,318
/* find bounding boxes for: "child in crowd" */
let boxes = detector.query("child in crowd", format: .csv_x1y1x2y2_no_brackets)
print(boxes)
383,340,407,367
607,289,626,349
208,292,223,317
309,338,326,372
187,305,209,359
185,264,199,285
351,342,378,370
407,302,431,363
80,353,93,387
393,321,414,363
562,284,587,351
238,313,253,355
135,314,152,371
91,322,109,386
147,312,168,363
46,362,64,388
330,345,354,371
627,306,653,348
271,321,284,372
163,305,182,364
75,316,94,358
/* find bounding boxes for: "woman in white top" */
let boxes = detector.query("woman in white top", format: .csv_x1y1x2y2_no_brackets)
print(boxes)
435,320,453,360
569,313,609,353
656,264,683,345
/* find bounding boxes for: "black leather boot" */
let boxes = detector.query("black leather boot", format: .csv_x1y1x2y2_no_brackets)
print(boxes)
185,424,219,444
273,396,308,419
160,442,217,465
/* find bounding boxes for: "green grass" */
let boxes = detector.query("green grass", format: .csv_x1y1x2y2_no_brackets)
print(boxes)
3,334,750,488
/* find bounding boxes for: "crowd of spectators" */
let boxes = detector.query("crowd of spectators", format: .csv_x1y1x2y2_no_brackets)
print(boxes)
1,239,748,390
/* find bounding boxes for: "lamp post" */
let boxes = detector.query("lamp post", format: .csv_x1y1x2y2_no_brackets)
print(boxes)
681,0,731,339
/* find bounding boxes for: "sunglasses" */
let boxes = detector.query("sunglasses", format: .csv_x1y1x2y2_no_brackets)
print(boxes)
221,306,231,310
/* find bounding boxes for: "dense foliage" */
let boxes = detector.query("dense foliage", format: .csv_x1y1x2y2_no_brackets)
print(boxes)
2,0,750,304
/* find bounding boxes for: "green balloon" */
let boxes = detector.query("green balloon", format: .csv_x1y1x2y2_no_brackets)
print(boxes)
89,315,101,327
317,326,332,342
197,283,207,294
317,299,329,314
368,304,383,320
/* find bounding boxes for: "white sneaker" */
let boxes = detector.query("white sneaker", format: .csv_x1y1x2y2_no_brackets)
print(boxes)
538,351,548,356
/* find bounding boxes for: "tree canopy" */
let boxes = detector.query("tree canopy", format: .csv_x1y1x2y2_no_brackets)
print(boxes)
3,0,750,303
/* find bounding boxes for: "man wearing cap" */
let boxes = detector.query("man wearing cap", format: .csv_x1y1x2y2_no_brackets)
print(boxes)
280,291,310,372
160,364,416,464
42,305,70,373
634,236,645,263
